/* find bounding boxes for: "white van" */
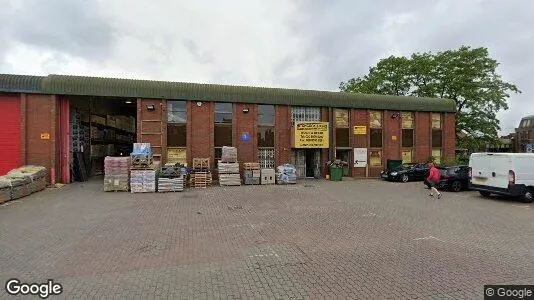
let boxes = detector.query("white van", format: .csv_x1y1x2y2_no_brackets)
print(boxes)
469,153,534,202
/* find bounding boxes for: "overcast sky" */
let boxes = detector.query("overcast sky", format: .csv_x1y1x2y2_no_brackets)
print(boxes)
0,0,532,134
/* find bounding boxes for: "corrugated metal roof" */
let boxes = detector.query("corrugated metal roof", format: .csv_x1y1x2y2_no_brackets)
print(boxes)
1,73,457,112
41,74,456,112
0,74,44,93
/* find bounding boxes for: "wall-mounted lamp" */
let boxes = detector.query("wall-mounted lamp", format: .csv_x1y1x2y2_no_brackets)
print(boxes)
125,100,133,104
146,104,155,111
391,112,400,119
242,106,250,113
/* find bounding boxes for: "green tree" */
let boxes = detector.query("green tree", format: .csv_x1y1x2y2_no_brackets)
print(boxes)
340,46,521,151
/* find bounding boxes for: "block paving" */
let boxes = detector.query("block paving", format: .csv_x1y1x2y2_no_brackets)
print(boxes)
1,179,533,299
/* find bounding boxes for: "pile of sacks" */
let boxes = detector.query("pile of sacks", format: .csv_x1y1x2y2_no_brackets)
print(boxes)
276,164,297,184
0,165,47,203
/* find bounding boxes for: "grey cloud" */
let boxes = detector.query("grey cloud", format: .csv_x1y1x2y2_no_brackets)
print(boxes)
284,0,533,133
3,0,116,60
182,39,214,64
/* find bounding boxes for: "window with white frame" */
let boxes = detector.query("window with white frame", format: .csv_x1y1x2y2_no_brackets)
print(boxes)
258,105,275,168
291,107,321,125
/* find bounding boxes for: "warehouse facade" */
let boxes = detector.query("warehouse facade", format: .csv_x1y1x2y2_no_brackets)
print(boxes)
0,74,456,184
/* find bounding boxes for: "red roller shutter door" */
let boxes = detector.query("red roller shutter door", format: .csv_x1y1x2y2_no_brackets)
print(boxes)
0,96,21,175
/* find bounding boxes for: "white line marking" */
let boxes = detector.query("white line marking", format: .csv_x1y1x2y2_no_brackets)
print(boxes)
413,236,445,242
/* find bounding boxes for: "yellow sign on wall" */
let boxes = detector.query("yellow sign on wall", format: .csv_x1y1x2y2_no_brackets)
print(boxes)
294,121,329,148
353,126,367,135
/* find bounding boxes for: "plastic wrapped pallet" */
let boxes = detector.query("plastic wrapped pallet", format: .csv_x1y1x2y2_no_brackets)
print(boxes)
218,162,240,174
104,174,130,192
221,146,238,163
276,164,297,184
261,169,275,185
132,143,152,155
243,170,260,185
157,177,184,192
219,173,241,186
104,157,131,175
130,170,156,193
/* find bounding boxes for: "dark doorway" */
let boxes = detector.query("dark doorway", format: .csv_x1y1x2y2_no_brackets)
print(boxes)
305,150,315,177
336,149,351,176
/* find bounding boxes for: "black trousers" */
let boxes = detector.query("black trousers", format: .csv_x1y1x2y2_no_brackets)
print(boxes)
424,179,436,188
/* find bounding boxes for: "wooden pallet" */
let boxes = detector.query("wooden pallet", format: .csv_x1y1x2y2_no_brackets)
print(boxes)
191,172,210,188
192,158,210,170
243,162,260,170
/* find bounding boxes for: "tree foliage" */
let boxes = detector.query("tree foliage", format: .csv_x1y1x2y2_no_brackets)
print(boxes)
340,46,520,150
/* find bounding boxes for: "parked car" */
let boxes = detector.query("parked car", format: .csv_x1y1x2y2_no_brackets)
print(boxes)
380,163,429,182
469,152,534,202
436,165,469,192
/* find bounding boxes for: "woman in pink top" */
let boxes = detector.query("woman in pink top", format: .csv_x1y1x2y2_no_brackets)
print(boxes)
424,162,443,199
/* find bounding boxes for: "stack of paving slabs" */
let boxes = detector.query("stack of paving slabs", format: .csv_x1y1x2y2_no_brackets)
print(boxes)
243,162,261,185
157,177,184,192
104,156,131,192
218,161,241,186
157,164,185,192
191,158,212,188
130,162,160,193
276,164,297,184
221,146,238,163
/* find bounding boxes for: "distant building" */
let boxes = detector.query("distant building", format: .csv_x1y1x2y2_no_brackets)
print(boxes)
514,115,534,153
487,134,514,153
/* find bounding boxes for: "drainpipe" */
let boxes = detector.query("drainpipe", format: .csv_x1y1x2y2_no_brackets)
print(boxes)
329,107,334,162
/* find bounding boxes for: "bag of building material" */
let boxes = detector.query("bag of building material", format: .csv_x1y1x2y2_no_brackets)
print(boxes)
221,146,238,163
13,165,47,180
5,171,32,185
0,176,12,203
276,164,297,184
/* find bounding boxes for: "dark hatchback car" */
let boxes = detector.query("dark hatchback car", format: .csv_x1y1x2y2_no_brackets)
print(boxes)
380,163,429,182
436,165,470,192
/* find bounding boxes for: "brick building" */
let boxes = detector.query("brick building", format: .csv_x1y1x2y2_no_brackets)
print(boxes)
0,74,456,184
514,115,534,153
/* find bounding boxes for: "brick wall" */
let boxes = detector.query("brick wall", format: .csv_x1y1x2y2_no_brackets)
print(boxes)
321,108,329,176
189,101,213,166
351,109,368,177
26,94,55,183
137,99,165,162
415,112,431,162
275,105,291,166
235,103,257,165
443,113,456,161
384,110,401,162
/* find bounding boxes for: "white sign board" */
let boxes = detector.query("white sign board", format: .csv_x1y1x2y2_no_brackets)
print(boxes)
354,148,368,167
